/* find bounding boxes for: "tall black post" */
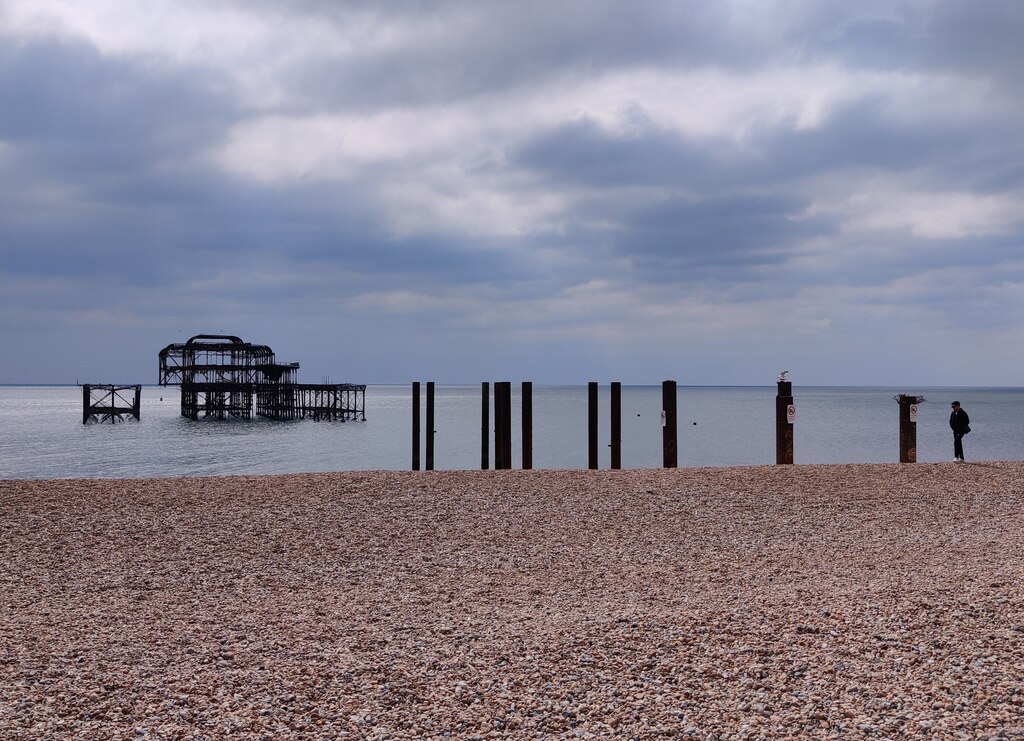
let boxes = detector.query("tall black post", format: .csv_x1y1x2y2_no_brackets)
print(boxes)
610,381,622,469
662,380,677,468
426,381,435,471
776,380,794,464
522,382,533,470
412,382,421,471
897,394,919,463
495,382,513,470
481,382,489,470
588,382,599,469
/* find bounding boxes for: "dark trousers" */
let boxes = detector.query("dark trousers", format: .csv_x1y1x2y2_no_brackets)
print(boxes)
953,434,965,460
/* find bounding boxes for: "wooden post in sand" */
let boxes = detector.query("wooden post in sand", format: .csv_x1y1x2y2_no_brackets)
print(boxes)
522,382,533,470
481,382,489,470
426,382,435,471
611,381,622,469
412,382,421,471
662,380,677,468
776,379,794,464
897,394,919,463
588,382,599,469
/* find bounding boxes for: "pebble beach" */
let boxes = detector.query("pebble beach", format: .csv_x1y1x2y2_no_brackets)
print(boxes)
2,462,1024,739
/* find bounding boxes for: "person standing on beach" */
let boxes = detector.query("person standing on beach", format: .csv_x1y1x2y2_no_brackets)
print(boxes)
949,401,970,462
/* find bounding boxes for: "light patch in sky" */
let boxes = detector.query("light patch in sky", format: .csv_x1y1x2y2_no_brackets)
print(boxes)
812,180,1024,239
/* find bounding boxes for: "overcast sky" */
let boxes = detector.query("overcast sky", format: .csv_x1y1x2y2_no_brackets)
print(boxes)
2,1,1022,386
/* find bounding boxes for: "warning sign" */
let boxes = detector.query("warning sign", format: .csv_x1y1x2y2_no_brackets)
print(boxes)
787,404,796,424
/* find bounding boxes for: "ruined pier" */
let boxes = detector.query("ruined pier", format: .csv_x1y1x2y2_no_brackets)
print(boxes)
158,334,365,421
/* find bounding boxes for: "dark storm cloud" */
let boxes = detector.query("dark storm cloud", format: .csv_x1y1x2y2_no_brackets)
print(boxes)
0,36,239,283
0,38,234,172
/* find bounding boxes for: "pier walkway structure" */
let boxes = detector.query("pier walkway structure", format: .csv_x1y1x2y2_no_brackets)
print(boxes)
158,334,365,421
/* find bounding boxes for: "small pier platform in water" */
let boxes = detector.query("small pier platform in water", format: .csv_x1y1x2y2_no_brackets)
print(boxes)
82,384,142,424
158,334,365,421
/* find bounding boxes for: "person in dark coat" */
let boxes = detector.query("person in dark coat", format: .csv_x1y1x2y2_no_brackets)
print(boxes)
949,401,970,462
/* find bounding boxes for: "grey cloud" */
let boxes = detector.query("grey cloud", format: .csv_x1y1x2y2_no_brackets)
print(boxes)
0,38,236,172
275,0,778,112
611,193,832,277
511,118,717,190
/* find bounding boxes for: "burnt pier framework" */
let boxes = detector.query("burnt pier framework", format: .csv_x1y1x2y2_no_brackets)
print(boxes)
158,334,365,421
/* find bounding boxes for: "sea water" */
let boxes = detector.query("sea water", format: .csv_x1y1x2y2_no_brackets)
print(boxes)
1,385,1022,480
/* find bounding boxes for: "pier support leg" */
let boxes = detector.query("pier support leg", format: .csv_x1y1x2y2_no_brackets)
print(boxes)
662,380,677,468
522,382,533,470
481,382,489,470
897,395,918,463
495,382,512,470
426,382,434,471
611,381,622,469
588,382,599,469
776,380,794,464
412,382,421,471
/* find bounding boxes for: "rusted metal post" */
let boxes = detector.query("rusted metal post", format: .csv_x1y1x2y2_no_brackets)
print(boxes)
897,394,919,463
481,382,489,469
662,380,677,468
495,382,512,470
412,382,421,470
82,384,91,424
776,379,794,464
426,381,435,471
522,382,533,470
588,382,599,469
610,382,622,469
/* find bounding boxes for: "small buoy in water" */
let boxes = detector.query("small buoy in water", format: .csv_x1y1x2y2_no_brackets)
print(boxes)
693,421,697,425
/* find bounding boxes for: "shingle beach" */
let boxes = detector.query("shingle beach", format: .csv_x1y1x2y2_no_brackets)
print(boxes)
3,463,1024,739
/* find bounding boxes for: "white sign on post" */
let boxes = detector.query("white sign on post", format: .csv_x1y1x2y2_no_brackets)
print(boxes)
660,410,666,427
787,404,796,424
910,404,918,422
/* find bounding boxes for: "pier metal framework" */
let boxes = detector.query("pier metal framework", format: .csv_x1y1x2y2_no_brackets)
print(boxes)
158,334,365,421
82,384,142,424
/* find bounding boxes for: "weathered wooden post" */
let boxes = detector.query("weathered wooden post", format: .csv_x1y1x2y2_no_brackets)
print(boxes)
426,381,435,471
662,380,677,468
896,394,922,463
481,382,489,470
776,375,794,464
495,381,512,470
610,381,622,469
588,382,599,469
82,384,91,425
412,382,421,470
522,381,533,470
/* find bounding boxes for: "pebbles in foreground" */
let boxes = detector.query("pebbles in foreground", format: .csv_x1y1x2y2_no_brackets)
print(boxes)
2,462,1024,739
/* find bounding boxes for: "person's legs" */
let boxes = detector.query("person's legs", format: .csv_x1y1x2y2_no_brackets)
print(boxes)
953,434,964,460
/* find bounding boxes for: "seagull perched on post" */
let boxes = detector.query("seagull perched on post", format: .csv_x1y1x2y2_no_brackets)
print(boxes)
777,370,789,382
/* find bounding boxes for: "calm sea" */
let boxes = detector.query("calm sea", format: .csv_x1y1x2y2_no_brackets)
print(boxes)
1,385,1022,480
